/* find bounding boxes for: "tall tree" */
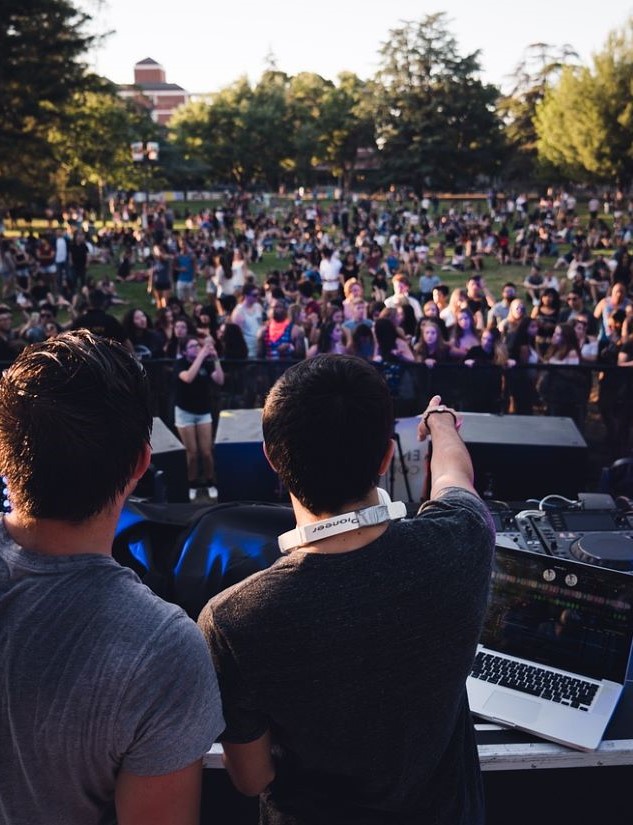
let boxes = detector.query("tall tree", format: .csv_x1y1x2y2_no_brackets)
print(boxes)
374,13,503,193
319,72,376,194
205,78,256,187
286,72,333,188
498,42,579,184
0,0,99,205
167,99,215,189
49,89,159,214
535,18,633,189
246,70,292,190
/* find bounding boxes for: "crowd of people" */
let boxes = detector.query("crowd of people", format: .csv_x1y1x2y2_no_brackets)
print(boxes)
2,189,633,465
2,186,633,825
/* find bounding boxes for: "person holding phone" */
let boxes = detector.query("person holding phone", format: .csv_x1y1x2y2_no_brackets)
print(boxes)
174,335,224,499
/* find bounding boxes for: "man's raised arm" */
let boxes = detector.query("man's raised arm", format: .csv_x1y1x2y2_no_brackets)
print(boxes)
417,394,477,499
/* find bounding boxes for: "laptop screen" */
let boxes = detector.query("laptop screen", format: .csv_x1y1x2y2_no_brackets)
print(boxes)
480,548,633,683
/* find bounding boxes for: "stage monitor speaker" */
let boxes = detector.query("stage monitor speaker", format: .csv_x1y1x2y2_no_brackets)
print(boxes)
459,413,588,502
215,409,287,503
136,417,188,503
379,416,429,504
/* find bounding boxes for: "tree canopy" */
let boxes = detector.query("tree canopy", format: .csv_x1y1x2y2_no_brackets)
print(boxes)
2,6,632,207
374,14,505,193
0,0,99,203
535,19,633,188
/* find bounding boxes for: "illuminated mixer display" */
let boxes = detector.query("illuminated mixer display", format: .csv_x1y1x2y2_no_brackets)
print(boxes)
492,508,633,573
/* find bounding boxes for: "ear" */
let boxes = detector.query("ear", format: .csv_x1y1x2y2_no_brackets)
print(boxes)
378,439,395,477
262,442,277,472
131,441,152,482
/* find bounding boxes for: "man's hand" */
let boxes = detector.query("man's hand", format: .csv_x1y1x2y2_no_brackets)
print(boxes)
417,395,476,498
417,395,463,442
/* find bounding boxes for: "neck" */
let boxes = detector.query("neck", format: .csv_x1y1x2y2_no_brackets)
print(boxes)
288,489,390,554
4,502,123,558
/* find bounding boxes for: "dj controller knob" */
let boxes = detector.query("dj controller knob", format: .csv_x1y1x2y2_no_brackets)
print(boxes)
570,533,633,572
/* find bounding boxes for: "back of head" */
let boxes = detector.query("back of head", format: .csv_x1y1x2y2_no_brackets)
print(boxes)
374,316,398,357
87,288,109,312
262,355,393,515
0,330,152,522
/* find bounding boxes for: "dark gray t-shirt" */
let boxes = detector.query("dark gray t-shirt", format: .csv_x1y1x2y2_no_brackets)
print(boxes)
199,488,495,825
0,522,224,825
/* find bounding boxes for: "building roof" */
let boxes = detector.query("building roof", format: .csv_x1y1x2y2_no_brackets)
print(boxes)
135,57,162,67
120,82,187,92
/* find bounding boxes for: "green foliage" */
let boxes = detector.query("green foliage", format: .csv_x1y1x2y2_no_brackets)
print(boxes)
4,7,633,201
535,18,633,188
374,13,505,193
0,0,99,205
498,41,580,185
49,90,159,211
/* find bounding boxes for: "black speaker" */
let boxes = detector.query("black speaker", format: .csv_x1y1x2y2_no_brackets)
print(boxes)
136,417,188,503
459,413,588,501
214,409,287,503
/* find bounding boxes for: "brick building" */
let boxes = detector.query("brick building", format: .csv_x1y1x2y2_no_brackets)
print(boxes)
118,58,189,125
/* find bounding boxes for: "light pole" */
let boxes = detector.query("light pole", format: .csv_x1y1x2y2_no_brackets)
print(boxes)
131,141,160,214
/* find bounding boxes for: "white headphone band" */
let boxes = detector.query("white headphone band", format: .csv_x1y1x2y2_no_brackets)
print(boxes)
278,488,406,553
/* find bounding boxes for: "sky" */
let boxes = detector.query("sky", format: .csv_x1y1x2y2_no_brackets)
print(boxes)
81,1,632,95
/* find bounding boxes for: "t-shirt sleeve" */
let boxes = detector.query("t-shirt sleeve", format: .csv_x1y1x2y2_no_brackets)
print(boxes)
419,486,495,536
198,604,270,744
116,613,224,776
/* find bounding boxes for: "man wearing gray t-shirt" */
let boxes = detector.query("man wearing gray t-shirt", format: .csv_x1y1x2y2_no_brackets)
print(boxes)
0,331,224,825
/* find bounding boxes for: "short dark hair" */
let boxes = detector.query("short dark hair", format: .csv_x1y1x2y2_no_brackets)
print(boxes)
88,288,108,310
242,283,258,298
262,355,393,515
0,330,152,522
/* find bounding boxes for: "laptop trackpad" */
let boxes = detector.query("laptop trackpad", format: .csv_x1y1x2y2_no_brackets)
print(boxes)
484,691,541,723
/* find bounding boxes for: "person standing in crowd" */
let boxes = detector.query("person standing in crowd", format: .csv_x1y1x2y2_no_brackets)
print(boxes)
449,307,482,361
487,282,516,330
257,299,306,360
413,318,451,366
68,229,89,293
0,330,223,825
319,246,343,301
531,287,561,357
198,357,494,825
174,335,224,500
0,304,25,361
538,323,588,430
597,309,629,460
121,307,163,361
70,287,131,350
384,273,423,321
594,282,631,344
148,243,174,310
54,226,69,295
174,239,198,310
231,283,264,358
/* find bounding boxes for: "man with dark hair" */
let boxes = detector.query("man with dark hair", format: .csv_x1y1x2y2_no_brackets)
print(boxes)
0,331,224,824
487,282,517,330
0,303,25,362
256,299,306,360
71,287,131,348
198,354,494,824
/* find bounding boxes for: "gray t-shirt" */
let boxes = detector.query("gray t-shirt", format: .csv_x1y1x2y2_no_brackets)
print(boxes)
0,521,224,825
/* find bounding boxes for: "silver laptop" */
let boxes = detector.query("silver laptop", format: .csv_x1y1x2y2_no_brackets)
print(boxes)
467,543,633,751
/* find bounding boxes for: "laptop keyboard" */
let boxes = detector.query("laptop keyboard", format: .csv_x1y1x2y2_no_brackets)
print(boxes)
471,652,599,711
